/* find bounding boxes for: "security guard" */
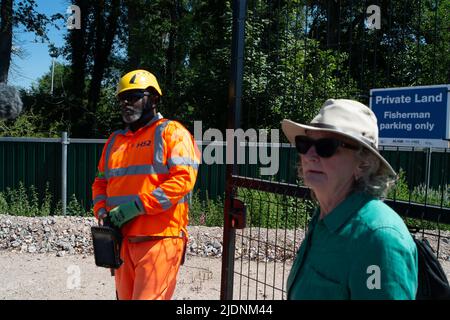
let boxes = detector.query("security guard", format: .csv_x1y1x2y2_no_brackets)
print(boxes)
92,69,200,300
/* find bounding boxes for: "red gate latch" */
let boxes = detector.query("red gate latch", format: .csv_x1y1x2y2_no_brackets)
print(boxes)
230,198,247,229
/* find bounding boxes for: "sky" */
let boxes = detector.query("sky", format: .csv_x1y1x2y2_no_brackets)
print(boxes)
9,0,69,90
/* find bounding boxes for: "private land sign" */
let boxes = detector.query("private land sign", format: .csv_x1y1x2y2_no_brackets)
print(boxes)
370,85,450,148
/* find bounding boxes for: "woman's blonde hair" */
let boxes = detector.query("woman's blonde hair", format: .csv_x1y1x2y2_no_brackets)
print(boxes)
353,147,396,198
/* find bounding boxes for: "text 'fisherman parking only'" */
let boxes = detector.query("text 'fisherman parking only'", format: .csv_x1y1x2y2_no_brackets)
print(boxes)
370,84,450,148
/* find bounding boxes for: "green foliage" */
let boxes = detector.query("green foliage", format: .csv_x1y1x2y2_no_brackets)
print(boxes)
0,110,62,138
387,168,450,231
40,183,53,217
388,168,450,208
237,187,314,230
0,183,89,217
0,182,50,216
0,192,8,214
189,191,224,227
376,0,450,87
5,182,30,216
239,2,362,131
411,185,450,208
1,62,72,138
14,0,449,138
133,0,234,132
387,168,411,201
18,62,123,138
53,200,63,217
93,86,123,137
67,194,88,216
15,63,73,137
53,195,90,217
28,185,40,217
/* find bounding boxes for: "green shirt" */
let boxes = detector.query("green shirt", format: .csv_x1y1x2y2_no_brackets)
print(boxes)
287,192,418,300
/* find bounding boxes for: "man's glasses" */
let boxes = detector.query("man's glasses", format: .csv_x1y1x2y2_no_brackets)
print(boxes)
295,135,360,158
118,92,148,105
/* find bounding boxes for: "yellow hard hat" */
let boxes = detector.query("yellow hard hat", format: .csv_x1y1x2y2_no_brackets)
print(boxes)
117,69,162,96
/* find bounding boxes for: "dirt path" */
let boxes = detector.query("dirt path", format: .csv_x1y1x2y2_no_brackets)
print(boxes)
1,251,448,300
0,251,222,300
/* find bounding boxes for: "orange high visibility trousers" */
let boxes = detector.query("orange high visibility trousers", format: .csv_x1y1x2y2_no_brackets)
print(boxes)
115,238,185,300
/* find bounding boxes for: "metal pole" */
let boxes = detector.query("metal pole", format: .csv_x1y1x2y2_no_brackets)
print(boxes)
61,132,69,215
221,0,247,300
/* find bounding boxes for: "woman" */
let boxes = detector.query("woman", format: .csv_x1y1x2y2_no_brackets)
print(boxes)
282,99,418,299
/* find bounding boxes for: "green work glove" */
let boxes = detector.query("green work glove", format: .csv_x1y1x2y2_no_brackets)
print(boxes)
109,201,141,228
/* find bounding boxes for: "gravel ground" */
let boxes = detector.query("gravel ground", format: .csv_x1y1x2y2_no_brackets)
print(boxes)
0,250,223,300
0,215,449,300
0,250,294,300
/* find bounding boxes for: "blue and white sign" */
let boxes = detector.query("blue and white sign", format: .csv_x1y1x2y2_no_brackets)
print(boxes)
370,84,450,148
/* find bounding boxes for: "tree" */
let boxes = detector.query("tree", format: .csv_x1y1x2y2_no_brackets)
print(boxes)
0,0,63,83
65,0,122,137
120,0,232,132
24,0,446,139
17,61,122,138
305,0,450,95
0,0,13,82
239,0,359,132
87,0,121,118
1,62,71,137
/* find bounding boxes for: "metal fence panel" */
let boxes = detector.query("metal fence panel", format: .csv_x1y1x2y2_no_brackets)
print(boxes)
0,140,61,209
67,142,104,212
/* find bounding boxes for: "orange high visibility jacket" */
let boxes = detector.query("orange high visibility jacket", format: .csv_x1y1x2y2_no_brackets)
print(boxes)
92,113,200,238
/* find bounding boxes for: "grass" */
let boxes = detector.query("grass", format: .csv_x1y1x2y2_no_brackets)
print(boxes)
387,169,450,231
236,187,315,229
189,191,224,227
387,169,450,208
0,182,89,217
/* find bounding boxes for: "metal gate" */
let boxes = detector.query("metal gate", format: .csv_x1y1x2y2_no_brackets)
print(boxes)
220,0,450,300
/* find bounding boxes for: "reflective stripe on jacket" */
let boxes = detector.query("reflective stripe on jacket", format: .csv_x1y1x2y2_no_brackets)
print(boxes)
92,113,200,237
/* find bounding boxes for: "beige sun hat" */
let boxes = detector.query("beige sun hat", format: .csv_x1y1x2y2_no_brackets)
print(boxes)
281,98,396,177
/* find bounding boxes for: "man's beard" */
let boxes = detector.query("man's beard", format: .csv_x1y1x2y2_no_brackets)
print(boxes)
121,105,143,124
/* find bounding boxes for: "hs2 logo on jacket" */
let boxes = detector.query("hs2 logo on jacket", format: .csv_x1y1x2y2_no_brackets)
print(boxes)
135,140,152,148
112,140,152,153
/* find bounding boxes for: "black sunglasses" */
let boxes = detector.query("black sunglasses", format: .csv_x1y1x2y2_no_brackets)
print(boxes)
295,135,360,158
118,92,148,104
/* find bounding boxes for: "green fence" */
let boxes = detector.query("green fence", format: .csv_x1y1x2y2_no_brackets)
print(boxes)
0,138,62,209
0,136,449,212
67,141,105,211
